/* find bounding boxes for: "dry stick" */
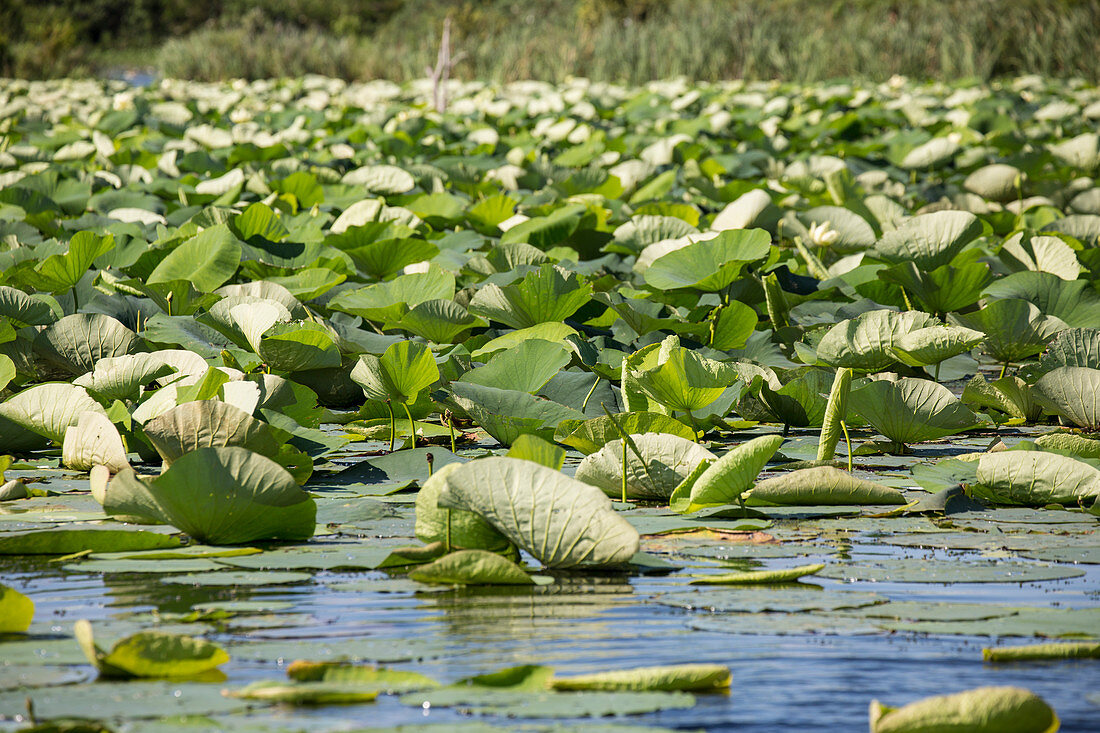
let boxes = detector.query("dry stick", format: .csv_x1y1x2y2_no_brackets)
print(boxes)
426,18,453,114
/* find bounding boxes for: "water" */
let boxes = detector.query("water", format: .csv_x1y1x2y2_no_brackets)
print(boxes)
2,428,1098,730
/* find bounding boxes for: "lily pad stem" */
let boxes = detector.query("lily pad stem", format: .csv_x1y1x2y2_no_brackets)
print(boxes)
840,420,852,472
385,401,396,452
999,363,1008,379
685,409,701,442
580,377,600,413
446,411,456,453
621,434,628,504
401,402,417,449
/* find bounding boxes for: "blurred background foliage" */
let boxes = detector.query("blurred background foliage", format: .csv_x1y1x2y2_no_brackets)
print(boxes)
2,0,1098,82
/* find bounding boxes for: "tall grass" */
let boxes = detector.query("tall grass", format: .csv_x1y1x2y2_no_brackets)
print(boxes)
152,0,1100,83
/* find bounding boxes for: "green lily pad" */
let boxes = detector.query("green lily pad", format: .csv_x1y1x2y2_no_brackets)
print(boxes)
74,619,229,679
0,528,181,555
688,613,880,636
654,588,886,613
409,550,535,586
983,641,1100,662
819,558,1083,583
160,571,312,586
0,681,251,720
688,563,825,585
869,686,1057,733
550,664,730,692
0,584,34,632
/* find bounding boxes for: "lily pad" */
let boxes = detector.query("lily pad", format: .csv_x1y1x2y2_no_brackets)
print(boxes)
869,686,1058,733
747,467,906,505
437,457,640,568
819,558,1084,583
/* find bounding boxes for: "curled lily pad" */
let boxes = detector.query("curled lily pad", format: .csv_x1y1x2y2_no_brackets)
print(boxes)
35,313,141,375
872,210,983,270
352,340,439,405
556,412,698,454
644,228,771,291
551,664,731,692
0,383,107,444
983,642,1100,662
74,619,229,679
141,400,281,464
449,381,585,447
672,434,784,511
747,467,905,505
1031,366,1100,429
962,375,1042,421
468,264,592,329
414,463,513,553
436,456,640,568
974,451,1100,506
869,686,1059,733
459,338,571,393
225,680,379,704
408,549,535,586
848,378,982,450
631,346,738,414
890,325,985,368
287,661,438,691
689,563,825,585
395,299,481,344
817,310,939,372
1033,432,1100,459
61,410,130,473
575,432,716,501
99,446,316,544
73,353,178,402
952,299,1068,365
0,528,181,555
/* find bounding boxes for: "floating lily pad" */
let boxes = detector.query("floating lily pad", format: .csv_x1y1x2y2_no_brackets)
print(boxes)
688,613,880,636
819,558,1084,583
160,571,312,586
0,681,252,719
654,588,886,613
400,687,696,718
880,607,1100,638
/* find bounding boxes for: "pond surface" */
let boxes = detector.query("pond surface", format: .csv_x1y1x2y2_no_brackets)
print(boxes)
2,428,1099,732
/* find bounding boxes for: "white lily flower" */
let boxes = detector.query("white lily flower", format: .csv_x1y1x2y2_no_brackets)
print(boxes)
808,221,840,247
